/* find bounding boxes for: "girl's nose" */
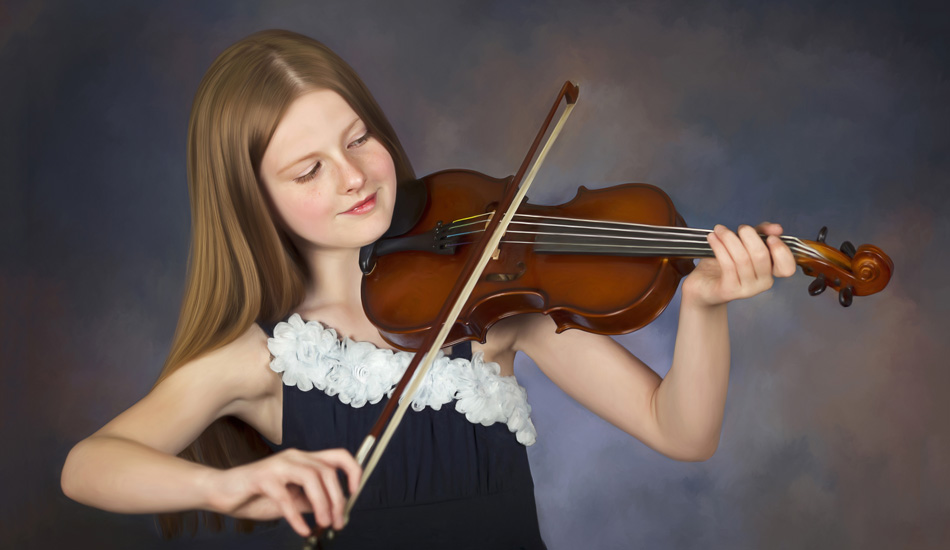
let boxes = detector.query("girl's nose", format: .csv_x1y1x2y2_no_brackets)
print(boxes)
339,156,367,194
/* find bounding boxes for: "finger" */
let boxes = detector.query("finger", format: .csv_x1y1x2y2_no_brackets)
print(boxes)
312,449,363,494
767,234,797,277
737,224,773,284
261,480,312,538
706,227,737,290
716,225,755,287
290,465,332,529
754,221,784,236
317,465,348,530
287,485,314,512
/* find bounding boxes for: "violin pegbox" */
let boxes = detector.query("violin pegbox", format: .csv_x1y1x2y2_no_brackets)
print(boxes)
797,226,894,307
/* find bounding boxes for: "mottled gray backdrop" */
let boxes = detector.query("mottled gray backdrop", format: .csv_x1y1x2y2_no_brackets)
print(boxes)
2,0,948,548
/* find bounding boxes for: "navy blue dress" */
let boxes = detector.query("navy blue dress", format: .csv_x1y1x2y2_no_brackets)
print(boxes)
258,319,546,550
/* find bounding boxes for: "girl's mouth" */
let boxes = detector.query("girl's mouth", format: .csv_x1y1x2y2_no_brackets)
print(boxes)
342,193,377,215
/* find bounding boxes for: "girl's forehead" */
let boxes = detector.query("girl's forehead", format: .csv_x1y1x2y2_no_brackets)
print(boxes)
262,90,362,176
278,89,357,138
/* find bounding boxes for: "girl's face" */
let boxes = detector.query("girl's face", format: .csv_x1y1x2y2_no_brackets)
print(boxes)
259,89,397,253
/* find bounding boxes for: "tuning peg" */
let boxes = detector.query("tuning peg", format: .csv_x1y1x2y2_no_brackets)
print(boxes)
840,240,856,259
808,273,827,296
816,226,828,243
839,285,853,307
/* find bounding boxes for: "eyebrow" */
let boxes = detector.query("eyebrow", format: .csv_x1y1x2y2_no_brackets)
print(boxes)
277,117,364,178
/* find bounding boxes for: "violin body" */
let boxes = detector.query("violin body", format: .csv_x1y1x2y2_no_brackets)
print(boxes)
361,169,894,352
362,169,697,351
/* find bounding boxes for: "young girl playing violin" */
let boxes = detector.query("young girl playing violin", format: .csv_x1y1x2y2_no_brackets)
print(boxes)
60,29,797,549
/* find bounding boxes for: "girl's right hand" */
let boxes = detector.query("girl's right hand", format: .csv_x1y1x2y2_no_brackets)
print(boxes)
207,448,362,536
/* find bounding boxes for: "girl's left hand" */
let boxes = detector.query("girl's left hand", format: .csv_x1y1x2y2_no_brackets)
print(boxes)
682,222,797,307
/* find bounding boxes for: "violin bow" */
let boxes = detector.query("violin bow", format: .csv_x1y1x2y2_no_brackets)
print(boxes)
307,81,580,549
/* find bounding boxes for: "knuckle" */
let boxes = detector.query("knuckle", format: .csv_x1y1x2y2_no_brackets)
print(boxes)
297,468,320,487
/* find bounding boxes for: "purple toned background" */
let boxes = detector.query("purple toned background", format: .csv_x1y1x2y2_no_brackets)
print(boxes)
3,1,948,548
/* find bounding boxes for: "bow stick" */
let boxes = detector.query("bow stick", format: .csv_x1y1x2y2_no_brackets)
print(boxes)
307,81,579,549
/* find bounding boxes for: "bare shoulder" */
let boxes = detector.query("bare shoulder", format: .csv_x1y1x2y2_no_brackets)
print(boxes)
200,323,277,404
92,323,278,455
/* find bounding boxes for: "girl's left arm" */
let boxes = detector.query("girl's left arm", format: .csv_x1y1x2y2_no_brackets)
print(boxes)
486,223,796,461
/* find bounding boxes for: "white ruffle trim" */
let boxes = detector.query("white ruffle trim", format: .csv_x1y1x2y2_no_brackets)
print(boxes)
267,314,537,446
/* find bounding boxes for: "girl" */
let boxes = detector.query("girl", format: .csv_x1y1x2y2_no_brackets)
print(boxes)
60,29,796,549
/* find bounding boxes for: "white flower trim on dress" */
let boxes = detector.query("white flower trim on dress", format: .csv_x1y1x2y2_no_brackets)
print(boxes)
268,313,537,446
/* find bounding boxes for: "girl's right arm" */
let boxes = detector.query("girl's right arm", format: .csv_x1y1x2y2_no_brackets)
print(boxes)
60,324,360,535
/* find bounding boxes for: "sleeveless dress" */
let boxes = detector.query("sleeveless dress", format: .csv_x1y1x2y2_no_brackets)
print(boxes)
259,314,547,550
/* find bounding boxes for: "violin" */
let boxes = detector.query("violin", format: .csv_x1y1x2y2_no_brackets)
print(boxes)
359,170,893,351
307,81,893,548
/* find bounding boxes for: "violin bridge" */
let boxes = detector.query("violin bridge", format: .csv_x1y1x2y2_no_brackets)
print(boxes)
484,261,526,282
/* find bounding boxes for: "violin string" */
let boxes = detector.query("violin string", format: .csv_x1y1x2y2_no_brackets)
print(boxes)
439,230,821,259
446,212,821,253
440,239,821,261
441,239,717,256
440,214,824,261
444,239,814,257
444,212,806,244
442,232,822,260
448,211,780,237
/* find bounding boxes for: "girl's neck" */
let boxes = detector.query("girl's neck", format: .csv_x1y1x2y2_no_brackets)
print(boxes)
294,245,392,347
302,247,364,307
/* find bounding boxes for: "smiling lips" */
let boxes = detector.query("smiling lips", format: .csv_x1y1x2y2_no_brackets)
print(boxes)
342,192,377,215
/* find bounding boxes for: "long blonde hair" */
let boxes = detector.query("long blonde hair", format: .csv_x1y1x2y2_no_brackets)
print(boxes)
155,29,414,537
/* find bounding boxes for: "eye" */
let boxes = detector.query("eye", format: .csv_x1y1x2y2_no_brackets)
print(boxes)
349,131,371,149
293,162,321,183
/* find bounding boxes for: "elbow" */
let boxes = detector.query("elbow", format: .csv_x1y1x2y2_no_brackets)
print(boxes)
689,437,720,462
664,436,720,462
682,442,718,462
61,446,80,501
61,440,90,502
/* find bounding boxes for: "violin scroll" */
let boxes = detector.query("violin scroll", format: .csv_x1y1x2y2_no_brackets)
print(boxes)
798,226,893,307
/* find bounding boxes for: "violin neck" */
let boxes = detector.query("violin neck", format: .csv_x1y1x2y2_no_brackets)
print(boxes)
439,215,821,263
511,219,814,262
